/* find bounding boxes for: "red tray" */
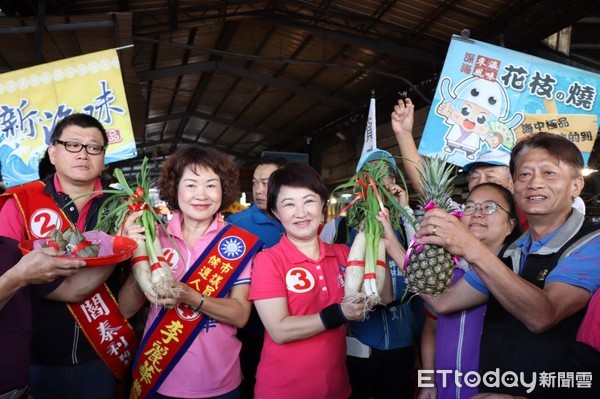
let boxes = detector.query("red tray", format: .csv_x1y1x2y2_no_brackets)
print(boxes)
18,235,137,267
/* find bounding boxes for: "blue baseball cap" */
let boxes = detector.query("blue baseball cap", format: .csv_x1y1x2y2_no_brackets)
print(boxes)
356,149,398,173
463,149,510,172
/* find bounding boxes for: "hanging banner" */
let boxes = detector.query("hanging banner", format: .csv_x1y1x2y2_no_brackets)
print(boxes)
0,49,137,187
418,35,599,167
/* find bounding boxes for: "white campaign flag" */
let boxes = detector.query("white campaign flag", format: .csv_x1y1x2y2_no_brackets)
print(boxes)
360,93,377,157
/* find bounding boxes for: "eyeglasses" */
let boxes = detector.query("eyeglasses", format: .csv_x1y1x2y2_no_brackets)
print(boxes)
54,140,105,155
463,200,509,216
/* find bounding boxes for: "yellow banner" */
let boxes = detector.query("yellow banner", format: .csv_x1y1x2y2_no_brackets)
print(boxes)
0,49,137,187
520,114,597,154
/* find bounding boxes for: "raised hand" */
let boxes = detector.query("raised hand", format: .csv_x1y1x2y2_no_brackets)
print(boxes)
391,97,415,139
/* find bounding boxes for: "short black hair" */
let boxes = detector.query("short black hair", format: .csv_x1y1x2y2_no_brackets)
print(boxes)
50,113,108,147
256,155,287,168
266,161,328,217
510,132,583,178
38,148,55,179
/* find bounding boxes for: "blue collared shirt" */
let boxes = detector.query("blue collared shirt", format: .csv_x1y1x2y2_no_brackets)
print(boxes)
464,211,600,296
226,204,284,248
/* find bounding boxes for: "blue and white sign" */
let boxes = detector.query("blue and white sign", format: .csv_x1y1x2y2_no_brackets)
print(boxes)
419,35,600,166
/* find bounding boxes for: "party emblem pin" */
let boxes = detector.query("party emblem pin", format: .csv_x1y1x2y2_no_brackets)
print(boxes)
219,236,246,260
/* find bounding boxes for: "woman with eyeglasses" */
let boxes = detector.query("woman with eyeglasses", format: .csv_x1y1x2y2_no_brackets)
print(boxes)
381,182,520,399
415,182,520,399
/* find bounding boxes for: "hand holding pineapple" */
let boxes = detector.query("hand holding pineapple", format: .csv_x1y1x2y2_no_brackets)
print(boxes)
404,156,460,296
415,207,485,263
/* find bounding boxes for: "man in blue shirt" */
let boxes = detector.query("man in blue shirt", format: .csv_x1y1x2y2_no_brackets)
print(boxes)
228,156,286,247
418,133,600,399
227,155,286,399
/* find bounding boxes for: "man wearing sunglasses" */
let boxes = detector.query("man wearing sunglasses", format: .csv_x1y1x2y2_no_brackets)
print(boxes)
0,114,122,399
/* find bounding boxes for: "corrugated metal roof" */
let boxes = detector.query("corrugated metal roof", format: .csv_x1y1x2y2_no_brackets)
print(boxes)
0,0,599,184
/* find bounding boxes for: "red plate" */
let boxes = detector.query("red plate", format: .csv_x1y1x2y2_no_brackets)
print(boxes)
18,235,138,267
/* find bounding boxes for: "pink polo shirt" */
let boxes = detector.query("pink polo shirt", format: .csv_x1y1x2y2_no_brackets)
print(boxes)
249,235,351,399
149,211,251,397
0,176,103,241
577,290,600,351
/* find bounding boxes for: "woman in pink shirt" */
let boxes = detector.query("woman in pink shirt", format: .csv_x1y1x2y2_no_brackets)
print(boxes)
121,146,258,399
249,162,368,399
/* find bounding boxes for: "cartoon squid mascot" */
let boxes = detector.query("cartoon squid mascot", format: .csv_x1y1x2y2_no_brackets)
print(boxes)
436,76,523,160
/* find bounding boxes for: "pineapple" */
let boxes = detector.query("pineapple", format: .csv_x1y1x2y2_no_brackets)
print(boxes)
405,156,457,295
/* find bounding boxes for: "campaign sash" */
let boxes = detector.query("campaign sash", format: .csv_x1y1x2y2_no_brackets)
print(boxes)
1,181,136,379
68,287,136,379
130,224,263,399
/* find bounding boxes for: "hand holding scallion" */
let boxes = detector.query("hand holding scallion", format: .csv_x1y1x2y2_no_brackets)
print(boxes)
333,158,415,311
94,157,179,304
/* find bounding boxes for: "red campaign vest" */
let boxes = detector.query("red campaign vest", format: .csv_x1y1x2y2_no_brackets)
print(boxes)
130,224,263,399
1,181,136,379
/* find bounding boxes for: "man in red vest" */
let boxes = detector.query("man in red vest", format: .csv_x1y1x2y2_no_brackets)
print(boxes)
0,113,131,399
